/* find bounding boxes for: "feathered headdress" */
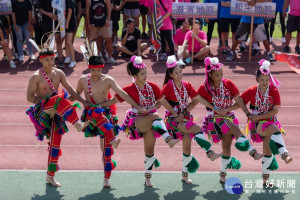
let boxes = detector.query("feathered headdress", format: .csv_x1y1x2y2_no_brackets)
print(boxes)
29,18,64,57
80,39,104,68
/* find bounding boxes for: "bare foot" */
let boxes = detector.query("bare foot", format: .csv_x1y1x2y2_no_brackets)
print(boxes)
168,139,180,148
219,176,226,184
283,155,293,164
145,178,153,187
103,178,111,188
46,176,61,187
111,139,121,149
182,176,193,184
74,121,90,132
209,152,221,161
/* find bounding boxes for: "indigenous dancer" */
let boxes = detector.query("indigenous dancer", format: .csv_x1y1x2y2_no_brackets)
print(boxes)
239,59,292,185
162,55,221,184
186,57,263,183
26,28,89,187
78,42,146,188
106,56,180,187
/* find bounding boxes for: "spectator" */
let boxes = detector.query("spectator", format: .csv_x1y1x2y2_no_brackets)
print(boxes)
0,22,16,68
12,0,35,62
117,18,147,56
64,0,78,68
269,0,287,44
40,0,64,68
112,0,121,47
226,0,274,61
180,20,210,64
139,0,149,39
158,0,175,61
219,0,241,54
204,0,221,46
86,0,116,64
174,18,191,65
283,0,300,54
119,0,140,28
31,0,45,49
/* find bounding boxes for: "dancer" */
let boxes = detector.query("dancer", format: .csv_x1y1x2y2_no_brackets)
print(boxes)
162,55,221,184
185,57,263,183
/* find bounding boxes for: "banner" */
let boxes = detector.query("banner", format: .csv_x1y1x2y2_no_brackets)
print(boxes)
151,0,163,53
51,0,66,38
172,3,218,19
0,0,12,15
274,52,300,74
231,0,276,18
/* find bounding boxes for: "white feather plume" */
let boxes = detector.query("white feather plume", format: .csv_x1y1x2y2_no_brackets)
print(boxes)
167,55,177,64
49,36,55,50
134,56,142,64
211,57,219,65
29,39,40,52
91,42,98,56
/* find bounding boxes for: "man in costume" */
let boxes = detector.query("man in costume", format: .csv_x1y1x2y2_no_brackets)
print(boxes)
78,42,146,187
26,26,90,187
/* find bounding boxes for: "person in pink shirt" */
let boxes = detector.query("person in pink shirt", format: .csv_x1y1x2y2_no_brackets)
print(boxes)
283,0,300,54
174,18,191,65
158,0,175,61
179,20,210,64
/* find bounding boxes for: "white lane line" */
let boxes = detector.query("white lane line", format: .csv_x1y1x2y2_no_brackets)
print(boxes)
0,169,300,173
0,144,300,149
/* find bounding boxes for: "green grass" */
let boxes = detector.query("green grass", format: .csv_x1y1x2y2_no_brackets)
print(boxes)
0,171,299,200
75,16,298,40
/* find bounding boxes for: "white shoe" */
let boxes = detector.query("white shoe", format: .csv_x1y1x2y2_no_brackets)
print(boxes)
159,53,167,61
64,57,71,64
10,61,16,68
177,60,186,66
107,57,117,64
105,52,109,59
69,61,76,68
149,45,154,51
30,55,36,60
282,37,286,44
19,55,24,62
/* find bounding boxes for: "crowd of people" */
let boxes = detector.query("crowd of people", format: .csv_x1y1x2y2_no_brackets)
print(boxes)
0,0,299,69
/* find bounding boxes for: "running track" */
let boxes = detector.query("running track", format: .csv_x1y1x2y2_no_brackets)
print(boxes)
0,38,299,173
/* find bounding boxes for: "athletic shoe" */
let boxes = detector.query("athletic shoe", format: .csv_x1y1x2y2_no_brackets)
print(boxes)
57,61,65,69
19,55,24,62
107,57,117,64
267,53,275,61
159,53,167,61
295,46,300,54
69,61,76,68
185,57,192,64
226,52,234,61
283,46,291,53
238,46,246,53
177,60,186,66
10,61,16,68
64,56,71,64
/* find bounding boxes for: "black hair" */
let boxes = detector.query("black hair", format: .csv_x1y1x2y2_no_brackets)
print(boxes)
183,18,192,25
126,18,135,24
163,65,182,86
256,66,270,82
127,62,141,77
204,65,221,97
88,56,104,66
39,48,55,58
194,20,200,25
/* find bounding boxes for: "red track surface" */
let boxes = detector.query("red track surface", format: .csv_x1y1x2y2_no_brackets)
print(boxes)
0,38,299,172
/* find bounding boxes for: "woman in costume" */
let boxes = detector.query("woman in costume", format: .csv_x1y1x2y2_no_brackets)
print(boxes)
186,57,263,183
113,56,181,187
239,59,292,184
162,55,221,184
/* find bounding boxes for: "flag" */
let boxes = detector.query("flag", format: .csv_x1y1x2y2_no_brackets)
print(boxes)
274,51,300,74
51,0,66,39
151,0,163,54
